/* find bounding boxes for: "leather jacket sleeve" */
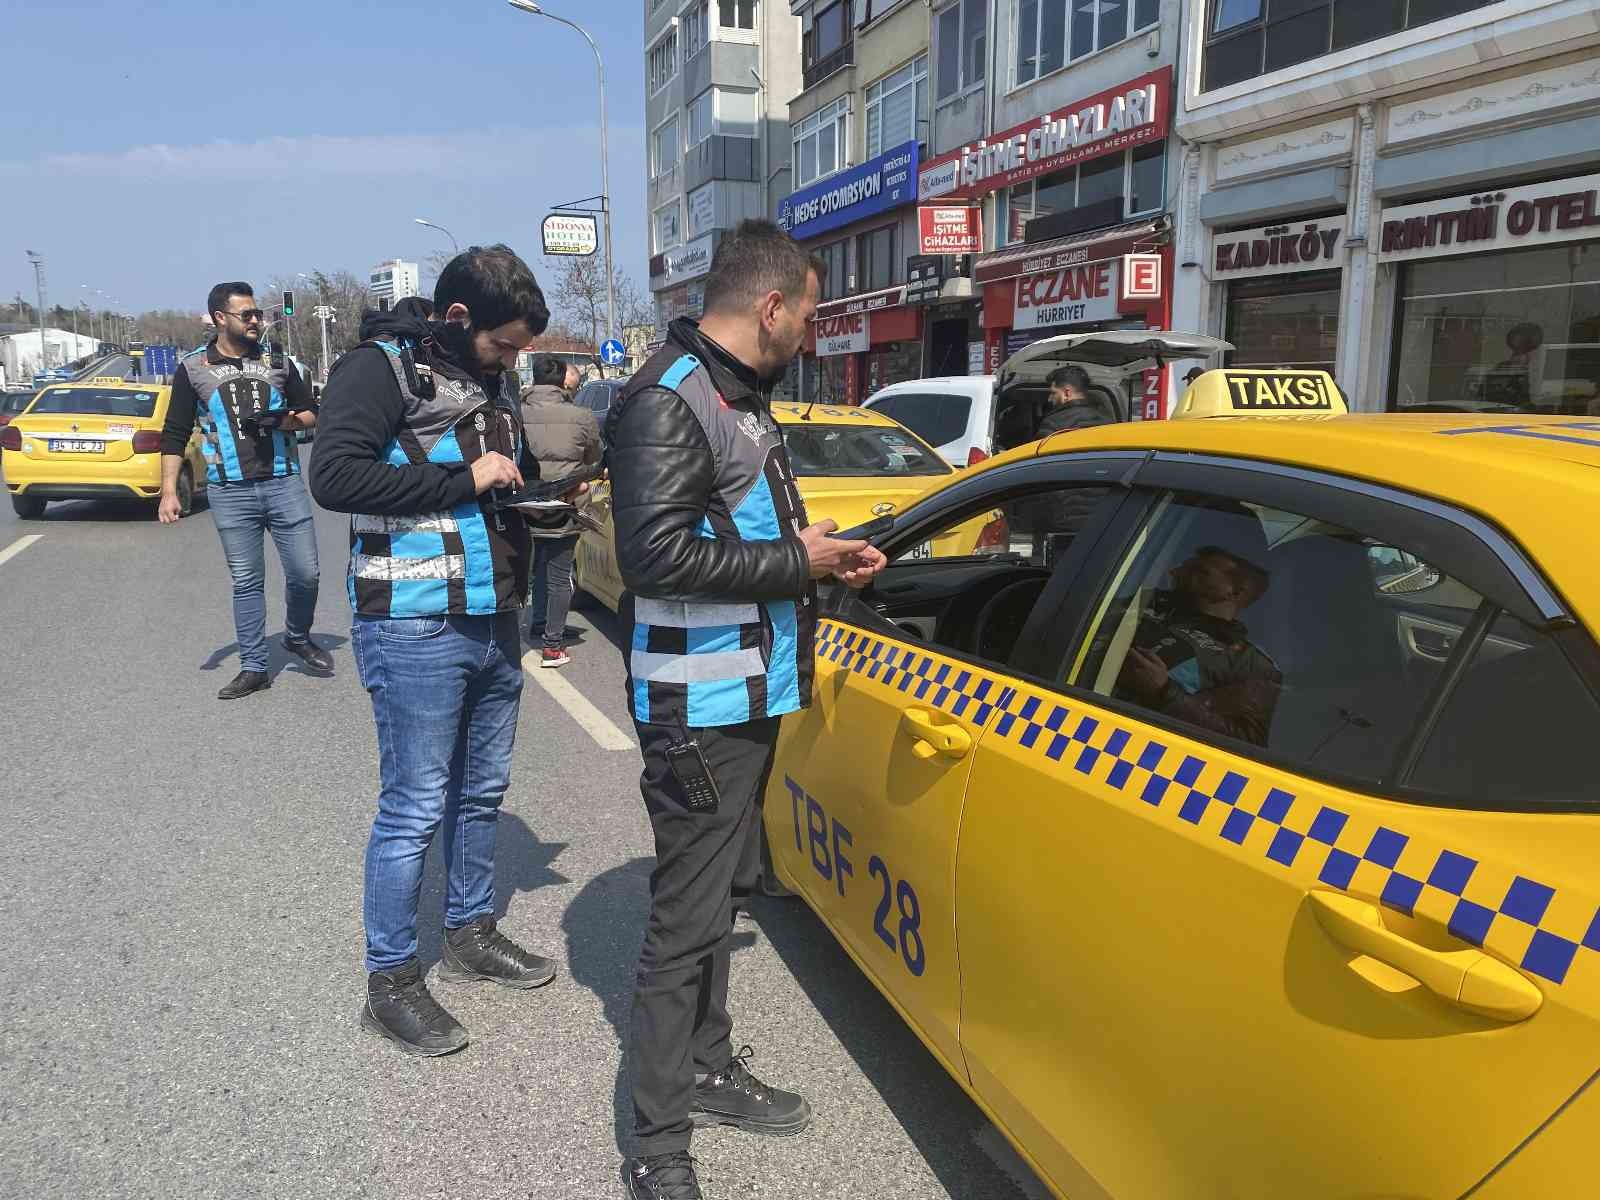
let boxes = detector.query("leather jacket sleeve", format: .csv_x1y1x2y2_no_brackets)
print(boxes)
609,386,810,602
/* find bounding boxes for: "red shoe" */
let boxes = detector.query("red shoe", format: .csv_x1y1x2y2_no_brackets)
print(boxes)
540,646,572,668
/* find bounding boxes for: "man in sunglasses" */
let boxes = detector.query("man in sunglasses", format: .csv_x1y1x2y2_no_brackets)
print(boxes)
160,281,330,699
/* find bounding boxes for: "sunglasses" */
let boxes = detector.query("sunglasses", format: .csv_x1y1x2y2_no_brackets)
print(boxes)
225,308,265,322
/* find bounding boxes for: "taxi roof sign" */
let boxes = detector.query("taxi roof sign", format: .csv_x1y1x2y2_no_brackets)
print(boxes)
1172,369,1346,419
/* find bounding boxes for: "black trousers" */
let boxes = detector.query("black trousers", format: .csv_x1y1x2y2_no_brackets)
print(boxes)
628,716,780,1155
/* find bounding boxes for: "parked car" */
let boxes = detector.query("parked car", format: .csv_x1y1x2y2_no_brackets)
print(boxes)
573,376,629,438
0,391,33,427
861,332,1228,465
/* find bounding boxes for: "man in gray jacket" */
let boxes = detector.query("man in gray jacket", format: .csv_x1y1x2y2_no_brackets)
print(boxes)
520,354,602,665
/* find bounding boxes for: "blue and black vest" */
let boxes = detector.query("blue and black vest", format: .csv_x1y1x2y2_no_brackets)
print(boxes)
179,343,300,484
343,338,531,619
622,350,816,727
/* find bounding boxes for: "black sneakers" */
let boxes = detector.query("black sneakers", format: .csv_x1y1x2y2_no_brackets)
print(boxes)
284,636,334,673
690,1046,812,1136
437,915,558,990
360,959,468,1057
217,670,270,700
622,1152,703,1200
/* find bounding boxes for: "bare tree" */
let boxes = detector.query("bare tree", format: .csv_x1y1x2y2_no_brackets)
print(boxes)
548,256,650,348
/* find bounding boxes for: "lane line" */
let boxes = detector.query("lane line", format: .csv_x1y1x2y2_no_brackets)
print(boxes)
0,534,43,568
521,650,635,751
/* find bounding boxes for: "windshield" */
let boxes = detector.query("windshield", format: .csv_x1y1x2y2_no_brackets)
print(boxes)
28,387,159,418
782,423,952,478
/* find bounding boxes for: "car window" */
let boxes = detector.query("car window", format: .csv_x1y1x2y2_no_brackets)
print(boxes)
782,423,951,477
864,394,899,421
29,387,159,418
1066,491,1487,782
878,392,971,448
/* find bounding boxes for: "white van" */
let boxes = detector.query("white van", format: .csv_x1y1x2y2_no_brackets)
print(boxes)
861,331,1230,465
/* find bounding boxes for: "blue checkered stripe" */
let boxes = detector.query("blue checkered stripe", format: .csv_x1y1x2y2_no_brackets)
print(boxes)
814,620,1600,988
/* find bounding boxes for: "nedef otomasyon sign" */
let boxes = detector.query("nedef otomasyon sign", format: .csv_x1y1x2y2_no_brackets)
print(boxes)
543,213,599,257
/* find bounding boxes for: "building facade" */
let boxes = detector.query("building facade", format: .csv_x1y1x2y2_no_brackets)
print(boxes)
368,260,421,311
645,0,803,347
1171,0,1600,416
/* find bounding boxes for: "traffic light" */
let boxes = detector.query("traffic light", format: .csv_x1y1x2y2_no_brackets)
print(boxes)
283,290,294,316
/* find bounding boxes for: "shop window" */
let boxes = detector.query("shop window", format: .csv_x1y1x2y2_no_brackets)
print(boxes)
998,144,1167,245
793,96,850,189
1224,270,1341,373
1392,245,1600,415
718,0,755,28
651,116,680,179
654,201,682,253
682,0,709,59
1203,0,1495,92
1016,0,1159,86
866,55,928,158
935,0,987,103
858,226,897,292
815,239,849,301
1128,141,1165,216
1077,153,1123,212
648,30,678,95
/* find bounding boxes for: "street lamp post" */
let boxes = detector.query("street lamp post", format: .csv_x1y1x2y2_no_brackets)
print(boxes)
505,0,616,348
26,251,47,369
414,217,460,255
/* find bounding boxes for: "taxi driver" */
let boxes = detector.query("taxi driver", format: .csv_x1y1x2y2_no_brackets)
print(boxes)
1117,546,1282,747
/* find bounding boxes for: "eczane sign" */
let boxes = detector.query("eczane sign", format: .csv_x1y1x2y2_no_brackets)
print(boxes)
1014,261,1119,330
815,313,868,356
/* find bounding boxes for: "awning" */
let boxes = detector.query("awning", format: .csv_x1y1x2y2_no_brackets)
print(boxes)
813,285,908,320
973,217,1168,286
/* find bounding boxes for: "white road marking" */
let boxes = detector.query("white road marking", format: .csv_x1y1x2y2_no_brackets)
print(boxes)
522,650,635,751
0,534,43,568
971,1126,1053,1200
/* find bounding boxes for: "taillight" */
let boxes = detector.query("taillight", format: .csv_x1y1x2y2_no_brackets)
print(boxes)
0,426,20,451
0,414,10,427
967,445,989,467
131,430,162,453
975,511,1008,551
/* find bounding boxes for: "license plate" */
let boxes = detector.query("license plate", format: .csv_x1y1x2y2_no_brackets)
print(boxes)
48,439,104,454
904,541,933,560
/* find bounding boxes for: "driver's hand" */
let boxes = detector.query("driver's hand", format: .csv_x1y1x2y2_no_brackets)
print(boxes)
833,543,887,589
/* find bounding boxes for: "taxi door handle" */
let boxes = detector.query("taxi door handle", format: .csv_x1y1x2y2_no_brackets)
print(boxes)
1308,891,1542,1022
899,708,971,760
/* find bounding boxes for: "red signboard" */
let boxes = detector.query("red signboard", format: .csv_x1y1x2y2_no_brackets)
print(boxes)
918,206,983,254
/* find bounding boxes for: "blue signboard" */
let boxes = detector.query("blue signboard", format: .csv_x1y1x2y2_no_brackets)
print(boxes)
775,139,920,242
599,338,626,367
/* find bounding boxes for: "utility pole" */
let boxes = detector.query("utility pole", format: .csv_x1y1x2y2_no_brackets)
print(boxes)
26,251,47,368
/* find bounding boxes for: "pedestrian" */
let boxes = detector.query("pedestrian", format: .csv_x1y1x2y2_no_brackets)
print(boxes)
606,219,886,1200
309,246,562,1057
159,281,330,699
521,353,602,667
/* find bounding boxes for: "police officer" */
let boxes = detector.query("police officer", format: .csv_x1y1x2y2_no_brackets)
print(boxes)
309,246,560,1057
606,220,886,1200
160,282,330,699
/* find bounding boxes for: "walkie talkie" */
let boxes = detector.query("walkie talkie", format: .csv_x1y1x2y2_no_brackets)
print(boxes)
666,741,721,813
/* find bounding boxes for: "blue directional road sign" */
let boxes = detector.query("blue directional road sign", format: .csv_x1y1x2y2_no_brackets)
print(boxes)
599,338,626,368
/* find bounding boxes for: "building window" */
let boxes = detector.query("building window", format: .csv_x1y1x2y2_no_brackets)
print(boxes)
855,0,908,22
651,116,680,178
793,96,850,189
688,90,714,146
716,88,760,138
648,30,678,94
815,239,849,300
858,225,896,292
866,55,928,158
1203,0,1496,92
654,201,683,253
997,143,1166,244
1015,0,1159,86
935,0,987,102
803,1,854,89
683,0,709,58
718,0,755,28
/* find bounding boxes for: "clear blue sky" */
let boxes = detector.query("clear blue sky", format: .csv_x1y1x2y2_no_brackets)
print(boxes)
1,0,646,315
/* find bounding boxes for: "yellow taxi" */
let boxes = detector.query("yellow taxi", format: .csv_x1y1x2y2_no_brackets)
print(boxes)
574,402,998,611
0,378,207,519
766,358,1600,1200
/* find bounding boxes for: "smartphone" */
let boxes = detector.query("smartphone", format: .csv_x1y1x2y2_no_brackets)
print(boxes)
831,514,895,543
666,740,721,813
494,463,605,510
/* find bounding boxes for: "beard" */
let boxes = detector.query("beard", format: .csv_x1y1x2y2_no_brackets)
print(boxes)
431,319,497,379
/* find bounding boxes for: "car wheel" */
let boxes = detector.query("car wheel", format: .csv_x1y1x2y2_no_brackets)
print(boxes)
11,492,45,519
176,466,195,518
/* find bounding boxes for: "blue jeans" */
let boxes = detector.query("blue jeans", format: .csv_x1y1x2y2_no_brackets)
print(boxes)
353,610,525,972
208,476,320,672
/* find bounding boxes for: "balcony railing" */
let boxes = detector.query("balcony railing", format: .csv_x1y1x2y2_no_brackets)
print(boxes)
803,41,853,92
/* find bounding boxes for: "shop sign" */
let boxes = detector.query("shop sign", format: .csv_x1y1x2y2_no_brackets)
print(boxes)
816,313,868,356
919,67,1171,201
1013,260,1120,330
776,139,920,241
1378,173,1600,264
817,286,906,318
687,184,716,240
1120,253,1162,301
905,255,946,304
968,342,986,374
918,206,983,254
653,234,714,286
1213,218,1345,278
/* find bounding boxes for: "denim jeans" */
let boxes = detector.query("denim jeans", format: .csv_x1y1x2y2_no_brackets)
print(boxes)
208,476,320,672
528,535,578,648
353,610,525,972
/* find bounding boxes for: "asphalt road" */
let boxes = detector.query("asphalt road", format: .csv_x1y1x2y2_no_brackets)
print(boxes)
0,473,1053,1200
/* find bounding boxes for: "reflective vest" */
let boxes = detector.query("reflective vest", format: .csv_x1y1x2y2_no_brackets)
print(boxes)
180,343,300,483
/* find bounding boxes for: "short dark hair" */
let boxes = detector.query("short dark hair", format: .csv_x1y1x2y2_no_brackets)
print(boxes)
1195,545,1271,606
1048,365,1091,394
207,281,253,320
530,354,566,387
702,219,823,315
433,244,550,335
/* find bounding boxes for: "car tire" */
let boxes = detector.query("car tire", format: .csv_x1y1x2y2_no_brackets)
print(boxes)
11,492,46,519
176,466,195,519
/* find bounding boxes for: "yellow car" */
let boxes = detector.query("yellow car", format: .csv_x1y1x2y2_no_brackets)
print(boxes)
767,361,1600,1200
574,402,998,612
1,378,207,519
